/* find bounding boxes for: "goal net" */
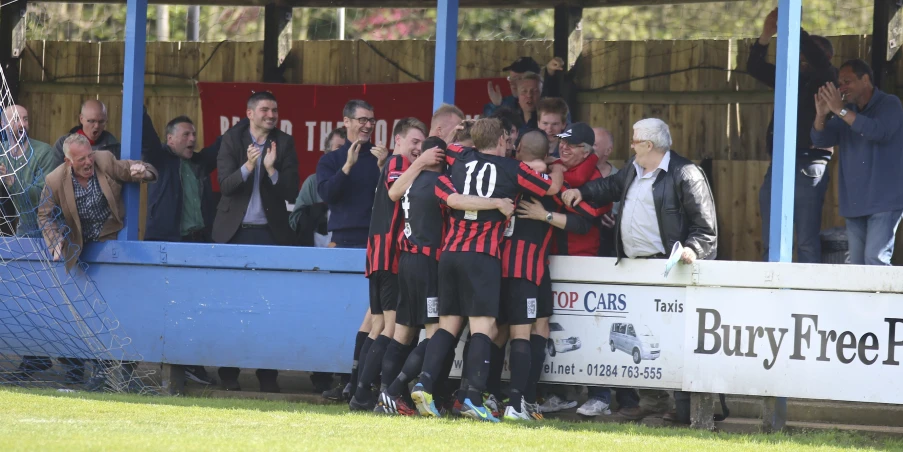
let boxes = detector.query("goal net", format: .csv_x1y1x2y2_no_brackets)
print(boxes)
0,65,156,394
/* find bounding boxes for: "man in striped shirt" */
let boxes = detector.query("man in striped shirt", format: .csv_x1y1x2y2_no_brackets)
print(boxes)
349,118,428,411
411,118,563,422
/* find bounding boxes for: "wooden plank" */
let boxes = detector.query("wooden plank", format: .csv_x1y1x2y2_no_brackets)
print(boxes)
20,41,45,82
20,81,198,97
233,42,264,82
197,41,234,83
98,41,125,85
712,160,733,260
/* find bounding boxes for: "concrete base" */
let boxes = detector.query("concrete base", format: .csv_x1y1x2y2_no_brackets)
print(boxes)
691,393,715,430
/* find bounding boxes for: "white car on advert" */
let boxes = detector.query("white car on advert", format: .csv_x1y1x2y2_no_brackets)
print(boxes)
609,322,660,364
547,322,581,357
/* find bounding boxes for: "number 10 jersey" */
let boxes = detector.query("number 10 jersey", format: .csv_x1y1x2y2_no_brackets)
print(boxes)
438,144,552,259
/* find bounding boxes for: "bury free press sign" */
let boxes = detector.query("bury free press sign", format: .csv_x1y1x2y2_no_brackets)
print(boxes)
683,286,903,404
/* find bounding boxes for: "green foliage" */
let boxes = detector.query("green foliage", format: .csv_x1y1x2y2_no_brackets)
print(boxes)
24,2,875,43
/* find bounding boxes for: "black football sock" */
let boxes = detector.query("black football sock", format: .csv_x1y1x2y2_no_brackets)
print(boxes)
464,333,492,404
346,331,368,387
388,339,428,397
355,335,389,401
487,342,506,400
508,339,532,411
379,339,407,392
416,329,455,393
350,336,373,395
525,334,548,404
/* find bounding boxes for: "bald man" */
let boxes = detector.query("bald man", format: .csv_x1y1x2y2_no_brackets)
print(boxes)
0,105,59,236
53,99,120,167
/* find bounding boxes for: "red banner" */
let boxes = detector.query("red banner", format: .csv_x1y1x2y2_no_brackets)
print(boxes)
197,79,510,190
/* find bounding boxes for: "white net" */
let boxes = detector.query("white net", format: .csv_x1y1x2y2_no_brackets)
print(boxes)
0,65,158,394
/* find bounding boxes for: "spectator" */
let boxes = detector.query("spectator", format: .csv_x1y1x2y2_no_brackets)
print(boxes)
141,112,233,386
0,104,59,237
52,100,120,167
39,134,157,268
316,99,383,401
562,118,717,424
593,127,619,256
484,56,542,118
748,7,837,263
290,127,345,250
37,134,156,389
537,98,569,158
812,59,903,266
516,72,543,129
212,91,300,393
484,56,570,118
1,104,67,382
144,114,229,243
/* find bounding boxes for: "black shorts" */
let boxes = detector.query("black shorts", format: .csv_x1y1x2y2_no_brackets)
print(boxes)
438,251,501,318
368,270,398,315
396,252,440,327
499,271,553,325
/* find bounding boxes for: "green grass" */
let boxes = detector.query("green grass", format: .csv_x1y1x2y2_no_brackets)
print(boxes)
0,389,900,451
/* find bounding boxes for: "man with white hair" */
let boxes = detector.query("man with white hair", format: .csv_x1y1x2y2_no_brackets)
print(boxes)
562,118,717,424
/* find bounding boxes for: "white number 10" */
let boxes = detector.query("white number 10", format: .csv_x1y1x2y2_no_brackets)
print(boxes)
462,160,497,198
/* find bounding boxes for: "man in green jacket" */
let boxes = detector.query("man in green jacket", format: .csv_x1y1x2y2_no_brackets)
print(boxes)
1,104,59,238
1,104,62,382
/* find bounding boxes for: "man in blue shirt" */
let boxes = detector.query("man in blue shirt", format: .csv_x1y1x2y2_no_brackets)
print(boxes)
812,59,903,266
315,99,388,401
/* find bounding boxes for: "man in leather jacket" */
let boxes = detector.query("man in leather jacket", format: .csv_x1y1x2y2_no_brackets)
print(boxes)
561,118,717,423
562,118,716,265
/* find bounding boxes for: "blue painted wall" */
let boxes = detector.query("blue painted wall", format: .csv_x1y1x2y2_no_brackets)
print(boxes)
0,239,369,373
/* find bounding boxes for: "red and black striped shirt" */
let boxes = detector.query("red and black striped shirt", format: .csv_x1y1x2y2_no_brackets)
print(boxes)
398,170,449,261
500,193,558,284
365,154,409,276
439,144,552,259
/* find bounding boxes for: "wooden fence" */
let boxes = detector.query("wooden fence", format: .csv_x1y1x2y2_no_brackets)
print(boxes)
16,37,902,263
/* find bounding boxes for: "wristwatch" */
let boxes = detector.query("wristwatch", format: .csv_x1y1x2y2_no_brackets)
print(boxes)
545,212,554,223
838,108,848,117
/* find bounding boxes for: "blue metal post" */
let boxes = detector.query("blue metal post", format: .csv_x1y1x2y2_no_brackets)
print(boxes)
433,0,459,111
117,0,149,241
768,0,801,263
765,0,802,431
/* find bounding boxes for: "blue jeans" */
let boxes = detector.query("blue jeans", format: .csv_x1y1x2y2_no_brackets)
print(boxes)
760,161,829,263
845,210,903,266
587,386,640,408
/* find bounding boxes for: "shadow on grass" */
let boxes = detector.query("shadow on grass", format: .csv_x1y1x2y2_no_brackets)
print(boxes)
6,388,902,451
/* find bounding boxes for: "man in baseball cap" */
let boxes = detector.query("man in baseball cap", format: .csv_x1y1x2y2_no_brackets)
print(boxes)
485,57,545,118
556,122,595,148
502,56,542,74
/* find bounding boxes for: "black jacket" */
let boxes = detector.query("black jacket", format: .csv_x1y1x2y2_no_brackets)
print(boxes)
746,29,838,160
143,111,235,242
212,121,300,245
578,151,717,263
